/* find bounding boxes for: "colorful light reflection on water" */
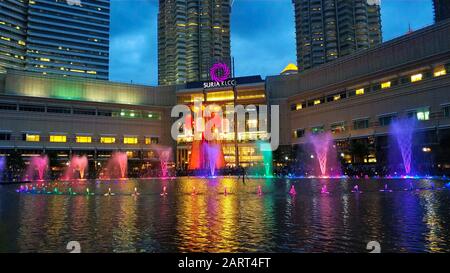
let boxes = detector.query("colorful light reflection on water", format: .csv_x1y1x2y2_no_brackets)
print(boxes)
1,177,450,253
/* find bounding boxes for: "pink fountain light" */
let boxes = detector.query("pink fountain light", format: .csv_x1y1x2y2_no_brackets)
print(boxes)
63,155,88,180
154,145,172,178
26,155,49,181
308,132,333,176
103,152,128,179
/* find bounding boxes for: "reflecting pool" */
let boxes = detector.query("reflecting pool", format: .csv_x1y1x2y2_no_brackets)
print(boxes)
1,177,450,253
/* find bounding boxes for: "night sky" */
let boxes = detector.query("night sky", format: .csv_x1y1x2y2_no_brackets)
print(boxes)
109,0,434,85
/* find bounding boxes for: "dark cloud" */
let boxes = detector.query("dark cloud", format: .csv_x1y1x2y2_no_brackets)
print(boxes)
109,0,434,85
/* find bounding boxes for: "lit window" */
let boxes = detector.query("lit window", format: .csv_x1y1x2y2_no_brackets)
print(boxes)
331,122,345,134
356,88,364,95
76,136,92,143
293,129,305,138
296,104,303,110
311,126,324,134
50,135,66,143
333,95,341,101
25,134,40,142
381,81,391,89
100,137,115,144
434,67,446,77
124,137,138,144
145,137,159,145
411,73,423,82
40,57,50,62
416,108,430,121
314,99,321,105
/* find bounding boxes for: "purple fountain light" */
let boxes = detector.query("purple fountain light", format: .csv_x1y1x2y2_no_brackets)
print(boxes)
205,143,221,177
390,118,416,175
307,132,334,177
63,155,88,180
0,156,6,182
25,155,49,181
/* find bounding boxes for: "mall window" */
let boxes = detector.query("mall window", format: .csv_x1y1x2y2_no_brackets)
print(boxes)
444,105,450,117
100,137,115,144
97,109,113,117
411,73,423,82
379,115,396,126
381,81,391,89
145,137,159,144
311,126,324,134
76,136,92,143
0,133,11,141
331,122,345,134
73,108,96,116
353,119,369,130
355,88,364,95
408,107,430,121
124,137,138,144
293,129,305,139
47,106,71,114
434,66,446,77
23,134,40,142
0,102,17,111
50,135,67,143
19,104,45,112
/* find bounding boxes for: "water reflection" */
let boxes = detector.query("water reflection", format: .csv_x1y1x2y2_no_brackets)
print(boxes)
0,177,449,253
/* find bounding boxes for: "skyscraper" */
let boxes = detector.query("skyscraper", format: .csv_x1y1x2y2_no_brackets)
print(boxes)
0,0,110,80
292,0,382,70
433,0,450,22
158,0,231,85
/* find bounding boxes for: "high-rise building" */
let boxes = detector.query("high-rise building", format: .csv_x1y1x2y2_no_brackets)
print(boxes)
292,0,382,70
0,0,110,80
0,0,28,70
158,0,231,85
433,0,450,22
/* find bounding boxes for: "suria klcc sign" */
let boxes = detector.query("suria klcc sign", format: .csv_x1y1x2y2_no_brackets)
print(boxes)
203,62,236,89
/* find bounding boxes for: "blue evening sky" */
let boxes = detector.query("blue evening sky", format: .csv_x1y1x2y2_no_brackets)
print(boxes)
109,0,434,85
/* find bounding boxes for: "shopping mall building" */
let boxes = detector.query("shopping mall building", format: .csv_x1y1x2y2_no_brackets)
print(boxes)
1,20,450,177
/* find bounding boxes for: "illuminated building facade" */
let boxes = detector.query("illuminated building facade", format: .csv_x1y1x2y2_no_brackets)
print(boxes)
1,21,450,177
267,21,450,175
433,0,450,22
175,76,267,169
292,0,382,70
0,70,174,178
0,0,110,80
158,0,231,85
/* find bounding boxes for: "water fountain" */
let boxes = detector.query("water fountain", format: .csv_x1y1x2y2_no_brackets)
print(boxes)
306,132,336,177
258,142,273,177
63,155,88,180
390,118,416,175
205,143,222,177
0,156,5,183
189,139,225,177
103,152,128,179
153,145,172,178
25,155,49,181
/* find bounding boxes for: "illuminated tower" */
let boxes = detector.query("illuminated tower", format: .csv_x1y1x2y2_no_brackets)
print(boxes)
158,0,231,85
292,0,382,70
